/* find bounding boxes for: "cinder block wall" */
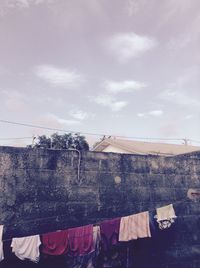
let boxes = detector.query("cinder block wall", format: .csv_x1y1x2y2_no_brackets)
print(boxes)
0,146,200,267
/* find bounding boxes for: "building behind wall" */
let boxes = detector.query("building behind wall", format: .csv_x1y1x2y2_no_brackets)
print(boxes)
93,137,200,156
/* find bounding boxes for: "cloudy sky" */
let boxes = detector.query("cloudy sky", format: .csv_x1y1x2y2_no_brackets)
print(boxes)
0,0,200,147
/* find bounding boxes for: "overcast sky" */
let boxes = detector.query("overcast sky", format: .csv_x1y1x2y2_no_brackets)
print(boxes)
0,0,200,147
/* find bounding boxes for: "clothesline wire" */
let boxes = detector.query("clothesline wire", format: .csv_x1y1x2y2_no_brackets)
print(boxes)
1,196,191,243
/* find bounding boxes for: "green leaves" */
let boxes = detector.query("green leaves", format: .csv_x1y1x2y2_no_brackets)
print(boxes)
34,133,89,151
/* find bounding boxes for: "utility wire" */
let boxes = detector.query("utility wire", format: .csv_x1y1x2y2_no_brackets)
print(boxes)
0,137,32,140
189,139,200,144
0,119,200,144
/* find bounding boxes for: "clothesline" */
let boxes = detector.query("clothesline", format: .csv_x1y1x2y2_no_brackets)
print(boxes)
0,202,179,264
1,196,189,243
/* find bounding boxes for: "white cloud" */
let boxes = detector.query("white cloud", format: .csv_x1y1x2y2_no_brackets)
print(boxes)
104,80,146,94
111,101,127,111
137,110,163,117
137,113,145,117
69,110,95,120
148,110,163,116
159,89,200,107
38,113,81,127
15,0,31,8
50,114,80,126
185,115,193,120
91,95,128,112
35,65,84,88
107,32,157,62
0,0,49,15
1,0,30,10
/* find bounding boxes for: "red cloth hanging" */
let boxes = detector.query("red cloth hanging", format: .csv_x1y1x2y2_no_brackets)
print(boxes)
41,230,68,255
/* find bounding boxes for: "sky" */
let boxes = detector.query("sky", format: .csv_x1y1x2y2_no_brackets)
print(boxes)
0,0,200,147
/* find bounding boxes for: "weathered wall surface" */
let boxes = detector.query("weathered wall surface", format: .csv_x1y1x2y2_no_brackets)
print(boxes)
0,146,200,267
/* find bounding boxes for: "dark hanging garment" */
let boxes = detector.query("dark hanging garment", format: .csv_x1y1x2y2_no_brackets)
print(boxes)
97,243,133,268
100,218,121,251
66,250,97,268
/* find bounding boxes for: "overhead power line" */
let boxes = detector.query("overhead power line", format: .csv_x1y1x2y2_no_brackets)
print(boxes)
0,119,101,136
189,139,200,144
0,119,200,144
0,137,32,140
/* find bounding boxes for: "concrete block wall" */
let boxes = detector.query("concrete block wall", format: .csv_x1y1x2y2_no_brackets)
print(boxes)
0,146,200,267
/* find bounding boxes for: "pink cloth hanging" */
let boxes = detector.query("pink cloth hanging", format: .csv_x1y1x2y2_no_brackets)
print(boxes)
119,211,151,241
67,224,94,256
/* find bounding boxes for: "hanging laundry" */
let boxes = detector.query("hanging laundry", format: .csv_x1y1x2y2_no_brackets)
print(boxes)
66,250,97,268
11,235,41,263
148,211,157,237
66,226,101,268
42,230,68,255
67,224,94,257
97,243,132,268
100,217,120,251
92,226,101,255
0,225,4,262
155,204,177,230
119,211,151,241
